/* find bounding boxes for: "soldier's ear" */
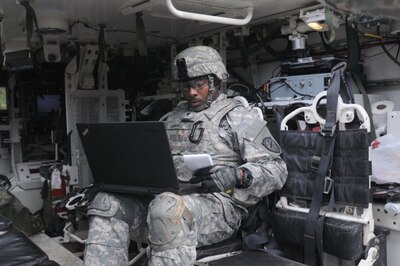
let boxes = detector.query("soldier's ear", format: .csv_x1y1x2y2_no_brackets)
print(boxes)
213,76,221,89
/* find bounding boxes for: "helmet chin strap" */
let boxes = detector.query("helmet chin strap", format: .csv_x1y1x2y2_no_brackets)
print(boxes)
190,75,217,112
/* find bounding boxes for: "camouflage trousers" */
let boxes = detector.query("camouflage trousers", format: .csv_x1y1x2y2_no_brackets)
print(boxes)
84,192,244,266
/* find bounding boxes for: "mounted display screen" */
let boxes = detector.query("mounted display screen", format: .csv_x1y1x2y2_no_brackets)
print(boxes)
36,94,61,115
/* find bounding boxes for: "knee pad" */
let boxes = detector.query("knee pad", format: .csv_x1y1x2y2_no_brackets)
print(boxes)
87,192,120,217
148,192,193,250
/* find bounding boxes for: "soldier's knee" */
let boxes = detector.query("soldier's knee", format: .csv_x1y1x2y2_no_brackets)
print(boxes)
87,192,120,218
147,192,193,251
86,192,130,246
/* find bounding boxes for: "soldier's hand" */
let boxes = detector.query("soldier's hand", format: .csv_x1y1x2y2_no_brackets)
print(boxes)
190,165,241,193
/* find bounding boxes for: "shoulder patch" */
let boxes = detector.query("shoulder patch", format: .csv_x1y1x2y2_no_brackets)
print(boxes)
262,137,281,153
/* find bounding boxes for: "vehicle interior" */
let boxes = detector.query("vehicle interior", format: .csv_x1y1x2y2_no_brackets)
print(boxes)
0,0,400,265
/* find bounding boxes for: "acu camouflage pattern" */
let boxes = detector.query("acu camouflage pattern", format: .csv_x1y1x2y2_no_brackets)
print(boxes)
166,94,288,206
85,193,150,266
84,94,287,265
149,192,243,265
172,46,228,81
85,191,243,266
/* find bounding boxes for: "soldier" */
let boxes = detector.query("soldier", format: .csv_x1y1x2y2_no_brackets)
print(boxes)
84,46,287,265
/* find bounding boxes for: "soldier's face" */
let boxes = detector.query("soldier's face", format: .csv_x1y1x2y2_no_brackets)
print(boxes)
182,77,210,108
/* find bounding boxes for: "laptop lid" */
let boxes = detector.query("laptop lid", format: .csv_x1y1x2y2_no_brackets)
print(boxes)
76,122,180,195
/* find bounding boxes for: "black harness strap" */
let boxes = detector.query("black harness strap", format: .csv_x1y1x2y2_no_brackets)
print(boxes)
303,63,346,265
20,1,43,47
98,24,107,63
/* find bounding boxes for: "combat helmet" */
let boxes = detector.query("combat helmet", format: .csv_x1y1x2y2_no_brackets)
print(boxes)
172,46,228,111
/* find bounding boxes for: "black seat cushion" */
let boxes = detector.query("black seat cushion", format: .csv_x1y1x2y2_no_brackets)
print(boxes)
272,209,364,261
0,229,59,266
0,215,12,231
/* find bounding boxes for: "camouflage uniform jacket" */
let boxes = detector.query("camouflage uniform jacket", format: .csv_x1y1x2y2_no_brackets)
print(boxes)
165,94,287,207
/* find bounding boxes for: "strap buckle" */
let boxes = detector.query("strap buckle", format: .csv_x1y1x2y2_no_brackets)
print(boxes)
320,124,336,137
310,155,320,173
323,171,333,194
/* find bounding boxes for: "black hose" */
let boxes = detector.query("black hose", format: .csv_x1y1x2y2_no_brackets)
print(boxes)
381,42,400,67
377,25,400,68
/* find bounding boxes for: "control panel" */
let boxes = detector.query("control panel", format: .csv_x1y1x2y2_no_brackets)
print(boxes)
270,73,332,102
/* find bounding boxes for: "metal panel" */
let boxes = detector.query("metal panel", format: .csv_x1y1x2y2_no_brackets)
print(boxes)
66,90,127,187
270,73,331,102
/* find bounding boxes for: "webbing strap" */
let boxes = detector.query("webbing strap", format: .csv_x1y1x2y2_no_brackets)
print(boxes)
321,64,342,135
98,24,107,63
303,135,336,265
303,63,346,265
136,12,147,57
316,187,335,263
20,1,43,47
352,73,376,140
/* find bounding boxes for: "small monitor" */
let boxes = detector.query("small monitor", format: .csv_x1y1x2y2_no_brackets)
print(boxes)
0,87,7,111
36,94,61,115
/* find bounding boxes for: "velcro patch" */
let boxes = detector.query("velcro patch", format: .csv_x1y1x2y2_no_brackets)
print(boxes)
262,137,281,153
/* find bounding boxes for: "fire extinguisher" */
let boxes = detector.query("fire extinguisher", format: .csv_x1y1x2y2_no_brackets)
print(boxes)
51,168,66,196
50,166,67,215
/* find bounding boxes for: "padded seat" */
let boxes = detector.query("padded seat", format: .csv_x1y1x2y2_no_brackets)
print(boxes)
0,215,12,231
0,215,59,266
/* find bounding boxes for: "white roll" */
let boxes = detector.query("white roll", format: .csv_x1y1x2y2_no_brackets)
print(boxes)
372,100,394,115
372,100,394,135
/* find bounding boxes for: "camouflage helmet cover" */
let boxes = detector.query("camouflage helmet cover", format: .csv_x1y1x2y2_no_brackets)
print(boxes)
173,46,228,81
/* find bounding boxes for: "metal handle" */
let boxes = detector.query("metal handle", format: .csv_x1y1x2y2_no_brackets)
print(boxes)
166,0,254,26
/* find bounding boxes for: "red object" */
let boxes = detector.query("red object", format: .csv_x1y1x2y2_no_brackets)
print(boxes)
51,177,67,197
311,126,321,132
371,139,380,149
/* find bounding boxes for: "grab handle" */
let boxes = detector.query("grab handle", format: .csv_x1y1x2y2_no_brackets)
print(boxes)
166,0,254,25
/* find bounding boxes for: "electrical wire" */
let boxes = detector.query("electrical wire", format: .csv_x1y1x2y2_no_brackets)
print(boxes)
282,80,315,98
359,26,400,67
146,33,178,42
380,42,400,67
227,83,250,93
377,25,400,68
70,20,99,31
361,44,397,58
271,64,281,78
254,91,266,113
69,20,178,42
322,7,336,44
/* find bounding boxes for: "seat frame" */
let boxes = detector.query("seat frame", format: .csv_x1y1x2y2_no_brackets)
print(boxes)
276,91,378,265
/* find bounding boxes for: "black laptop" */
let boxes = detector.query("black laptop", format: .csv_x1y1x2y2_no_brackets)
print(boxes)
76,122,180,195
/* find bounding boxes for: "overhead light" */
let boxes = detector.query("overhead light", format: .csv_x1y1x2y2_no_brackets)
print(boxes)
299,6,341,32
307,22,324,31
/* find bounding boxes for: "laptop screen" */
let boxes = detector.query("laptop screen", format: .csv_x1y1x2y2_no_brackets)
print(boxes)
76,122,180,194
